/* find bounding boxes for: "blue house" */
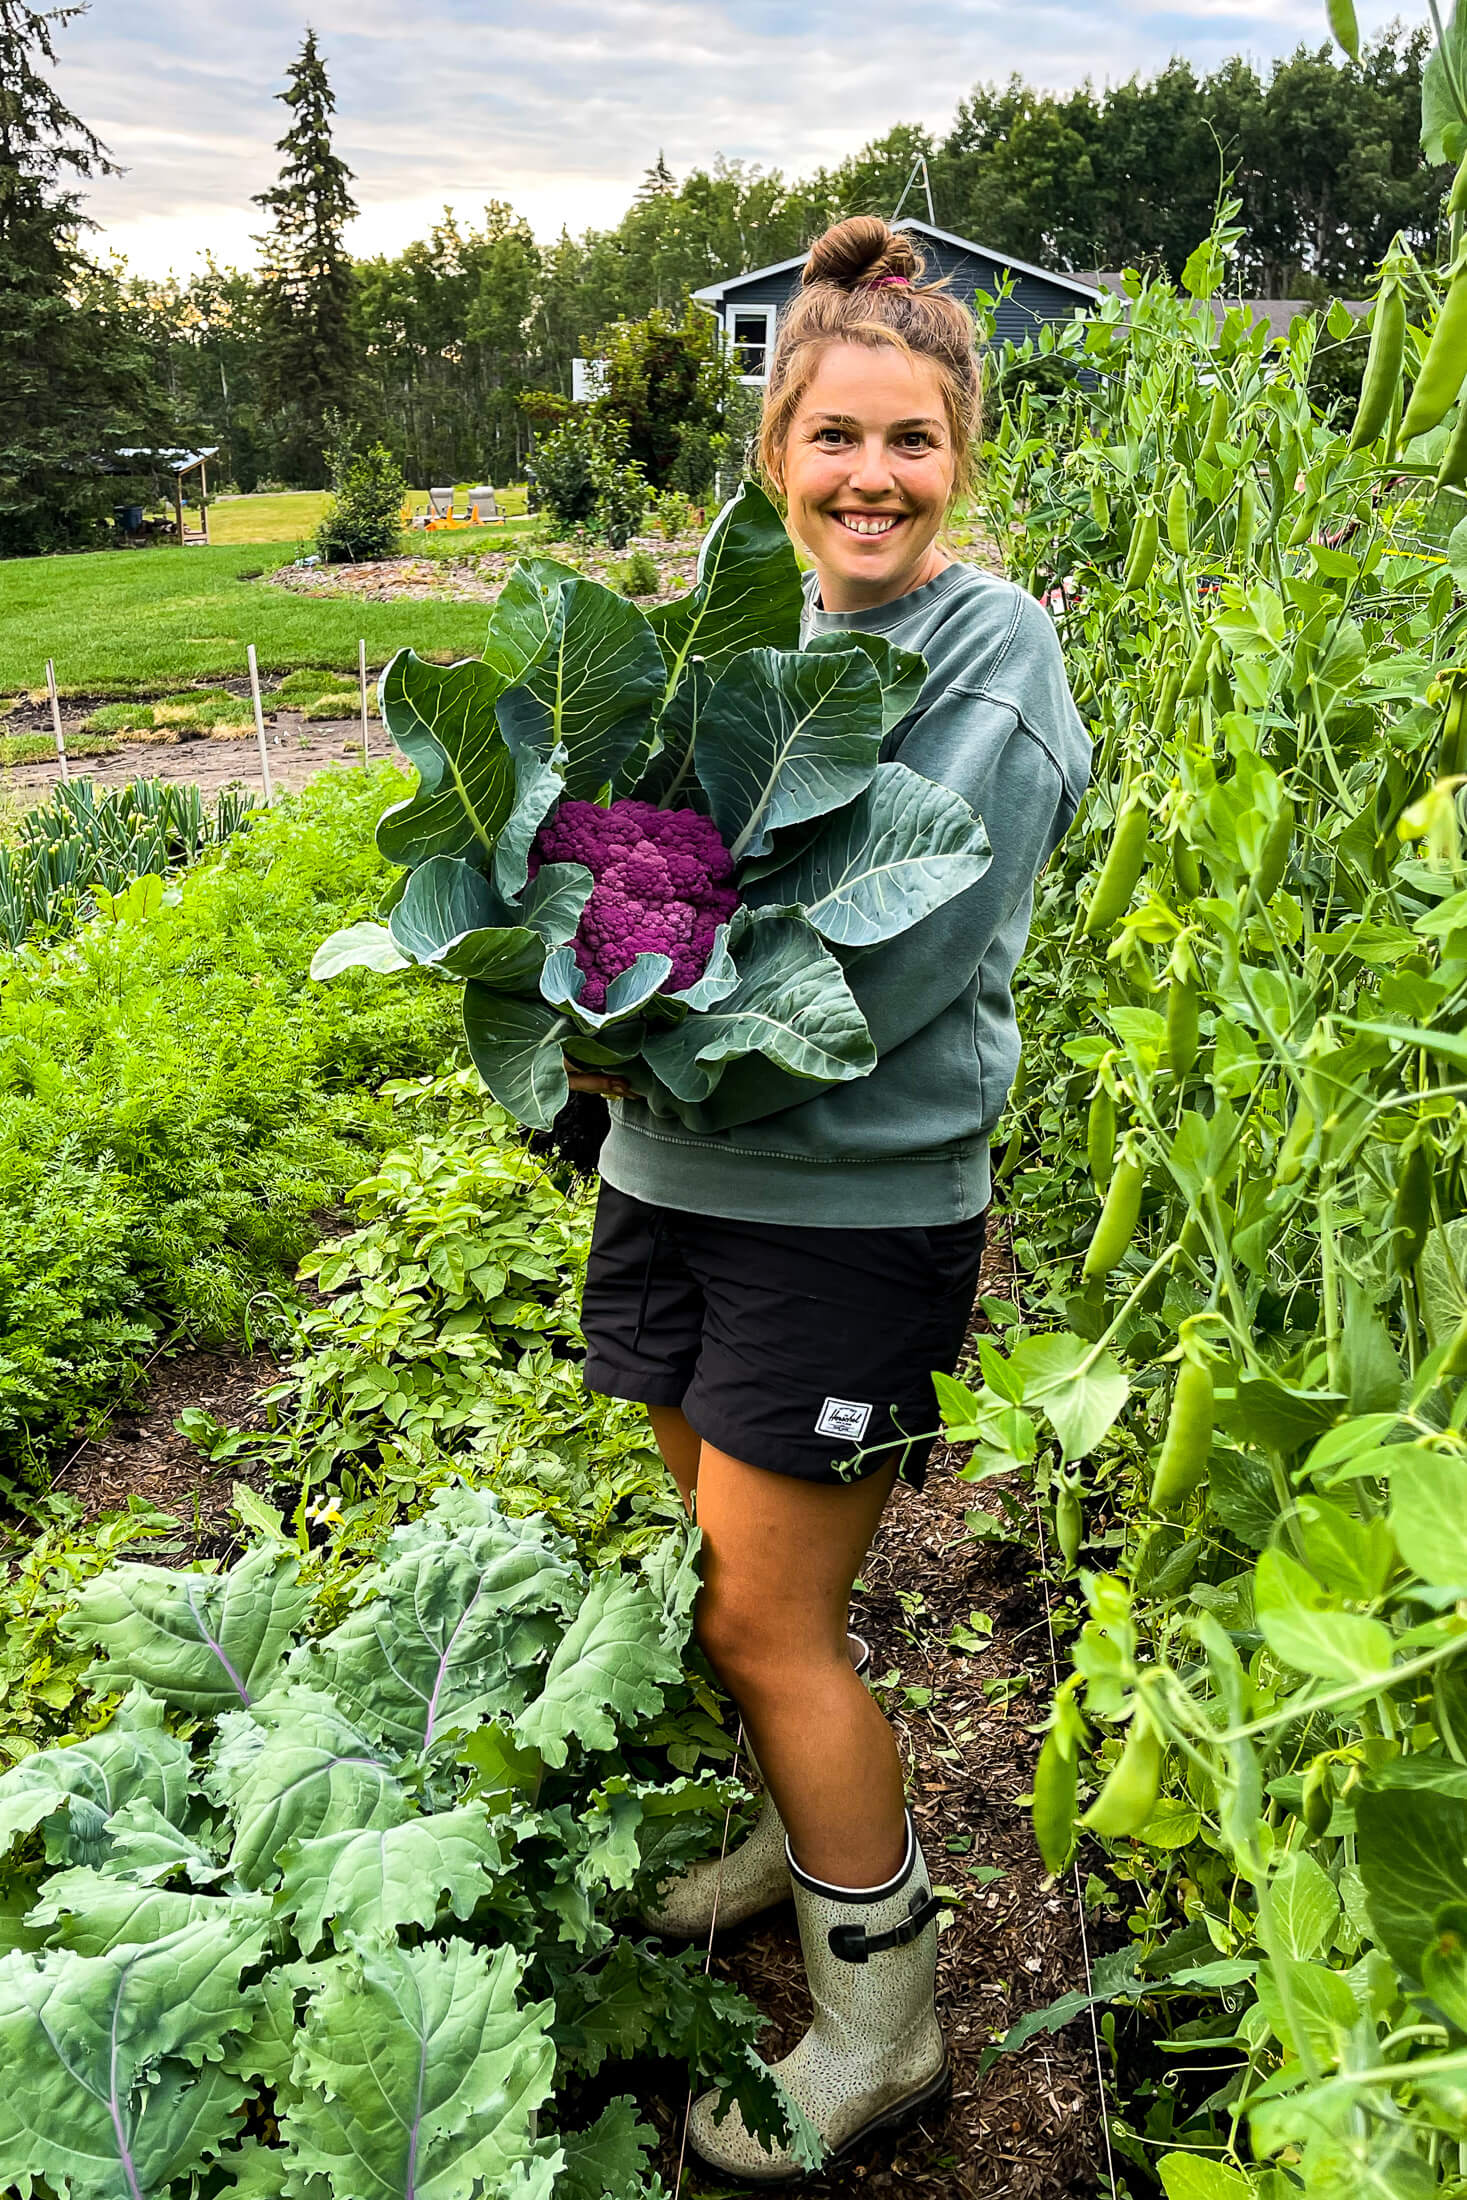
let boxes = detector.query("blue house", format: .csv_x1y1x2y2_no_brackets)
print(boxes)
692,218,1103,386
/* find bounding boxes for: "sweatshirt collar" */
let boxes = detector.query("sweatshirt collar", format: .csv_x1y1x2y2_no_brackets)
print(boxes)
803,560,975,633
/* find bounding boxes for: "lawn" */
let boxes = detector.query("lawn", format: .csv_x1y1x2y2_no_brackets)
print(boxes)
207,482,530,544
0,543,496,693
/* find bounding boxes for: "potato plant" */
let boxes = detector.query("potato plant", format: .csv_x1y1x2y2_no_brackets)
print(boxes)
948,163,1467,2189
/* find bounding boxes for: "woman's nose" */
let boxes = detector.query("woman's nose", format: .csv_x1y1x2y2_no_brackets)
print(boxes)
846,438,896,494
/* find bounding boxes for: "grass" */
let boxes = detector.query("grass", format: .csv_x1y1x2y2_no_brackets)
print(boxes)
206,491,328,546
0,731,118,766
0,543,496,694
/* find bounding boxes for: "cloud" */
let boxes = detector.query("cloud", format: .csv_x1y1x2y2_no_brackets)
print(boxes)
56,0,1412,275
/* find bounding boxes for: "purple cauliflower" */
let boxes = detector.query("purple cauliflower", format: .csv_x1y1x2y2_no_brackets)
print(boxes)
529,798,740,1011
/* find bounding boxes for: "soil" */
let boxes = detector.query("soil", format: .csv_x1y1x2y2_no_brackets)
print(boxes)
39,1238,1106,2198
47,1344,285,1566
0,704,385,803
270,529,703,609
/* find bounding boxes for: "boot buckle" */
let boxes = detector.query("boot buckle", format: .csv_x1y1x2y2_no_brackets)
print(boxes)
827,1887,940,1964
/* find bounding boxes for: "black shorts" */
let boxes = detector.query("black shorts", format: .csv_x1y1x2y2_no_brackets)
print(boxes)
581,1185,988,1488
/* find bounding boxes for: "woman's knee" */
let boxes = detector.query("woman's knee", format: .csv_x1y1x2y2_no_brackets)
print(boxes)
694,1588,839,1702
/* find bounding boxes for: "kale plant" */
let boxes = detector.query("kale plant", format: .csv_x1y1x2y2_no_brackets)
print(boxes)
0,1488,817,2195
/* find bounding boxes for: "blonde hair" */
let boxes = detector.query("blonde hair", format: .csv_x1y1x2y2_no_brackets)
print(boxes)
758,217,982,499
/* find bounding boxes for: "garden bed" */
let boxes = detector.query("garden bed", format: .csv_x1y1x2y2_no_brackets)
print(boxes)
270,529,704,607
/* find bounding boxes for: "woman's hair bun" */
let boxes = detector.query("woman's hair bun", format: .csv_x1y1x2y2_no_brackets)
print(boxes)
801,215,923,292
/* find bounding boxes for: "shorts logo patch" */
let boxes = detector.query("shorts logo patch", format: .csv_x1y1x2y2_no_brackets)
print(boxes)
815,1396,873,1441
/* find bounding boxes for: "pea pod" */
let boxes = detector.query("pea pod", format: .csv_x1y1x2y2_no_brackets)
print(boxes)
1082,799,1149,936
1165,976,1199,1077
1453,151,1467,223
1082,1152,1143,1281
1327,0,1359,58
1276,1094,1317,1187
1032,1694,1083,1875
1233,473,1258,562
1154,665,1182,745
1438,401,1467,494
1301,1755,1334,1840
1121,506,1160,592
1179,627,1217,699
1349,280,1407,451
1148,1359,1214,1513
1400,248,1467,442
1081,1707,1162,1839
1087,1084,1117,1192
1286,485,1323,550
1198,386,1228,467
1250,799,1294,908
1090,482,1111,531
1165,479,1191,555
1172,836,1202,899
1393,1126,1434,1271
1442,1311,1467,1381
1441,679,1467,778
1055,1468,1083,1571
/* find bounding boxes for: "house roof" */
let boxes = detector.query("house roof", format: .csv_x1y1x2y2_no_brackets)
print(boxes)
693,218,1105,306
1076,271,1368,339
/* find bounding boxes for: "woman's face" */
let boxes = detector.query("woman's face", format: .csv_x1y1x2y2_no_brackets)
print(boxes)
780,340,957,612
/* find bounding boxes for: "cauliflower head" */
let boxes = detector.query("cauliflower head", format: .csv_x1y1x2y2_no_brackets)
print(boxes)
529,798,740,1011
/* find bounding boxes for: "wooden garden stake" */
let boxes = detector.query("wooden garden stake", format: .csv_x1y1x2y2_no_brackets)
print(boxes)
247,644,274,805
45,660,68,781
359,638,370,768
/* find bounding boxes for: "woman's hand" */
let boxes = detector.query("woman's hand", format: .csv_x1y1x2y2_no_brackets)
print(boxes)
564,1054,634,1099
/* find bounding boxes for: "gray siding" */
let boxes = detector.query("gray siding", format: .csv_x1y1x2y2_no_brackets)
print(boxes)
712,247,1092,354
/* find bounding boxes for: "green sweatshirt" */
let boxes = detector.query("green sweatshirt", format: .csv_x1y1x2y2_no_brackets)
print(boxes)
599,559,1091,1226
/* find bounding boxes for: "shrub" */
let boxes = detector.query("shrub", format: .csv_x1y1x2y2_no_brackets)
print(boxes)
528,413,648,547
608,546,660,597
651,488,695,539
315,415,407,564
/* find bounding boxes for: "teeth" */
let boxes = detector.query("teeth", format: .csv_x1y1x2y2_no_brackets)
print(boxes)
840,514,899,536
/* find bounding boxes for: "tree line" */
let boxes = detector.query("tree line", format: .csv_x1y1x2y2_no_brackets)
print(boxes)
0,3,1451,555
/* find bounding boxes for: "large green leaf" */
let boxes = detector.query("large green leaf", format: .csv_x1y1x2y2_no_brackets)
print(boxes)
1269,1849,1340,1961
206,1686,407,1889
1423,1,1467,165
554,2098,658,2200
695,646,885,863
284,1939,555,2200
27,1869,272,1957
276,1807,512,1954
541,945,673,1028
388,855,546,988
521,575,666,799
1253,1547,1394,1682
375,652,519,870
0,1698,190,1866
461,984,570,1130
649,480,804,692
1391,1448,1467,1589
804,630,928,734
515,1570,685,1768
640,908,876,1107
67,1545,309,1715
748,760,990,948
630,661,711,809
303,1490,579,1755
1356,1783,1467,1976
0,1918,266,2200
310,920,412,979
489,686,566,902
482,556,577,686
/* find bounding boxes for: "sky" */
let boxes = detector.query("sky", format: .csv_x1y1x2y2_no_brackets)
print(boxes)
53,0,1420,278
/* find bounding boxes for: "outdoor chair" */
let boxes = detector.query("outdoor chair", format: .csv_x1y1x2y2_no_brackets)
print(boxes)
467,486,503,524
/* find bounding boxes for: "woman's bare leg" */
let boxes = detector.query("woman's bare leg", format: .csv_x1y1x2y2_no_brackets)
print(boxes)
648,1404,700,1512
691,1442,906,1888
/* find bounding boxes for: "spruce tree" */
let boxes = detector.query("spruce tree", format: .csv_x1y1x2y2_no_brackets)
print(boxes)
252,28,359,485
0,1,165,556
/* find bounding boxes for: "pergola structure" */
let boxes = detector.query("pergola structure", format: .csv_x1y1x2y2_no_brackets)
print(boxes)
114,446,220,544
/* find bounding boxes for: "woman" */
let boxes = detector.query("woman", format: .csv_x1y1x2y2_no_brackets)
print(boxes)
571,215,1091,2182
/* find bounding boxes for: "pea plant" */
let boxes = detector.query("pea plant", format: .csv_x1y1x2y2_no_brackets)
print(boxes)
947,66,1467,2192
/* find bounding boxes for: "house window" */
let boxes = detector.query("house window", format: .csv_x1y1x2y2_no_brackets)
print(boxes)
730,306,774,382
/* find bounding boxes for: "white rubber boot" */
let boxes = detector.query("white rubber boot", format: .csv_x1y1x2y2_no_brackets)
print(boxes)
639,1633,871,1941
687,1810,947,2184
